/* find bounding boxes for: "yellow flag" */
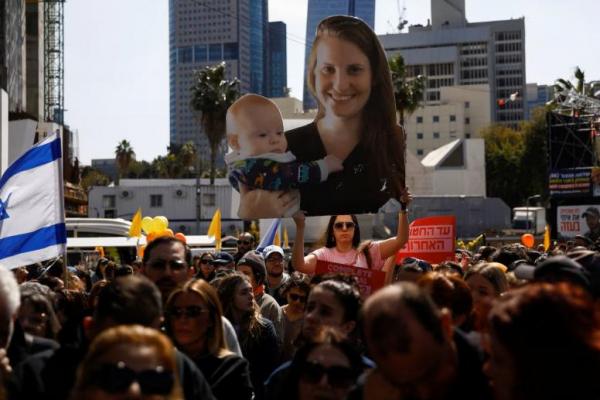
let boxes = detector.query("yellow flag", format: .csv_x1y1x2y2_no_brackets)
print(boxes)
283,226,289,249
273,227,281,247
128,208,143,237
544,224,551,251
207,208,222,251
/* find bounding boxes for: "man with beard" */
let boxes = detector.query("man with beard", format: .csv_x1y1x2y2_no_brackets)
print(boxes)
350,282,492,400
263,245,289,305
142,236,194,302
234,232,256,263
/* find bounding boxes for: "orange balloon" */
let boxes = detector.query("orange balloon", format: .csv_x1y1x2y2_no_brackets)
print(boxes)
146,232,157,243
163,229,174,237
521,233,535,248
175,232,187,243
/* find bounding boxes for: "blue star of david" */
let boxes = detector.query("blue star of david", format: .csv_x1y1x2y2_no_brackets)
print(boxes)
0,195,11,220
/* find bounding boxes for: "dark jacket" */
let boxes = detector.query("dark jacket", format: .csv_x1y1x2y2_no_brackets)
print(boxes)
193,352,254,400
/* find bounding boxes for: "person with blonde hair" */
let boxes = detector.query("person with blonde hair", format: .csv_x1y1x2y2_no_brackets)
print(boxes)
71,324,183,400
166,279,253,400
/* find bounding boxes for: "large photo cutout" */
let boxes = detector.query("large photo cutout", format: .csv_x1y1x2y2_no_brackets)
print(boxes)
226,15,405,219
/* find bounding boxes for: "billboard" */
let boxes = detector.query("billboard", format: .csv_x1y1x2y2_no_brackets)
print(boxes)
556,205,600,238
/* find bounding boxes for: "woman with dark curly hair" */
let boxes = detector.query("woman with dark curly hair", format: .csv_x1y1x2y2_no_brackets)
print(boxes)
487,283,600,400
217,273,280,399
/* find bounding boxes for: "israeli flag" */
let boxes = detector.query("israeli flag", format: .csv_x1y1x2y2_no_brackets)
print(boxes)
0,134,66,269
257,218,281,252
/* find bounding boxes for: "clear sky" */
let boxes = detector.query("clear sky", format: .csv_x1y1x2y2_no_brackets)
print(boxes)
65,0,600,165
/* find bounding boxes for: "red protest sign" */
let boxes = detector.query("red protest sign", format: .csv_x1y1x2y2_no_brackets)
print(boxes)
315,260,386,297
396,215,456,264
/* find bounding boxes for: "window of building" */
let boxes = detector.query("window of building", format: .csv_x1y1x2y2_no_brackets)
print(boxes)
465,117,470,124
179,46,192,63
417,133,423,139
203,193,216,206
450,115,456,122
223,42,238,60
465,133,471,138
150,194,163,208
416,116,423,124
208,43,222,61
417,149,424,156
102,195,115,209
433,115,439,123
194,45,207,62
465,101,470,109
433,132,440,139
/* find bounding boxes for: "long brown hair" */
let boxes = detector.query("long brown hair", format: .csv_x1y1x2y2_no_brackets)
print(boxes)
307,15,405,195
217,273,263,337
166,279,231,358
322,215,373,268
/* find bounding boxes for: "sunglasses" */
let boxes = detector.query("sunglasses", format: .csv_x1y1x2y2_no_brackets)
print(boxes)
147,259,187,272
169,305,209,319
288,293,307,303
333,222,355,230
300,361,357,388
89,362,174,395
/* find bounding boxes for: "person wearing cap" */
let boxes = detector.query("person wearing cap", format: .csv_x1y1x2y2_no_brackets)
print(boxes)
263,245,290,305
234,232,256,263
513,255,592,293
582,207,600,242
212,252,235,272
236,251,284,341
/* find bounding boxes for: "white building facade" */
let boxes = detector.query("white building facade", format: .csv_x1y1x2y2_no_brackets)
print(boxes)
88,179,241,236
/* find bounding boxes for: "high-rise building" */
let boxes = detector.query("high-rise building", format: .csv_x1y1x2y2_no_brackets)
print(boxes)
0,0,26,113
169,0,268,163
379,0,527,127
302,0,375,111
25,2,44,120
268,21,287,98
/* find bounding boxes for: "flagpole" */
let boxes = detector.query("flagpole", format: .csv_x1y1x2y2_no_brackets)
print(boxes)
56,129,68,288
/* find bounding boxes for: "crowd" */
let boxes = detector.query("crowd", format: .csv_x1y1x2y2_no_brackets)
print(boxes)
1,212,599,400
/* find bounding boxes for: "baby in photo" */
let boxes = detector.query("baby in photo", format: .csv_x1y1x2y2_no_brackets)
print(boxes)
225,94,343,217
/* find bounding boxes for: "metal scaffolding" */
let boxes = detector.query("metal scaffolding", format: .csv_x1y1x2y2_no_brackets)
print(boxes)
43,0,64,123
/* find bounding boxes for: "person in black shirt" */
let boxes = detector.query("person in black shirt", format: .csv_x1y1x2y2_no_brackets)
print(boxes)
350,282,492,400
166,278,253,400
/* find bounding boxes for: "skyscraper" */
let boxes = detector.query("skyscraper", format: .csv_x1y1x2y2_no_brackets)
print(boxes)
379,0,527,126
268,21,287,98
302,0,375,111
169,0,268,162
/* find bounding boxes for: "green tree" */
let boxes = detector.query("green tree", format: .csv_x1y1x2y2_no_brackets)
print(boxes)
115,140,135,183
389,54,426,127
519,107,549,201
80,166,110,191
482,124,525,207
190,62,239,184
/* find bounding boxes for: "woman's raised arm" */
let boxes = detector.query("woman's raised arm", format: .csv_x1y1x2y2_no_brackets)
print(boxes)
291,212,317,274
378,187,412,260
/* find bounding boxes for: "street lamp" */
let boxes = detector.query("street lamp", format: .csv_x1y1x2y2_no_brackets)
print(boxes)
527,194,541,233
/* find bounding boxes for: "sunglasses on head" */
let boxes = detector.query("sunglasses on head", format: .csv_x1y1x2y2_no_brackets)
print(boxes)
300,360,357,388
334,222,355,230
288,293,307,303
148,259,187,272
169,305,208,319
89,362,174,395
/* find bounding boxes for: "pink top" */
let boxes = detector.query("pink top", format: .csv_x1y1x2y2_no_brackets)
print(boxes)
310,242,384,270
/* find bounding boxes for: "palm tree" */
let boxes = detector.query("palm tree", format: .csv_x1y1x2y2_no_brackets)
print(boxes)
554,66,586,95
179,142,197,172
190,62,240,184
389,54,426,127
115,140,135,184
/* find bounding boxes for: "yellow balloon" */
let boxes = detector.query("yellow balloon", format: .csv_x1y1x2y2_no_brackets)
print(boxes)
141,216,153,234
156,216,169,230
150,217,165,233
